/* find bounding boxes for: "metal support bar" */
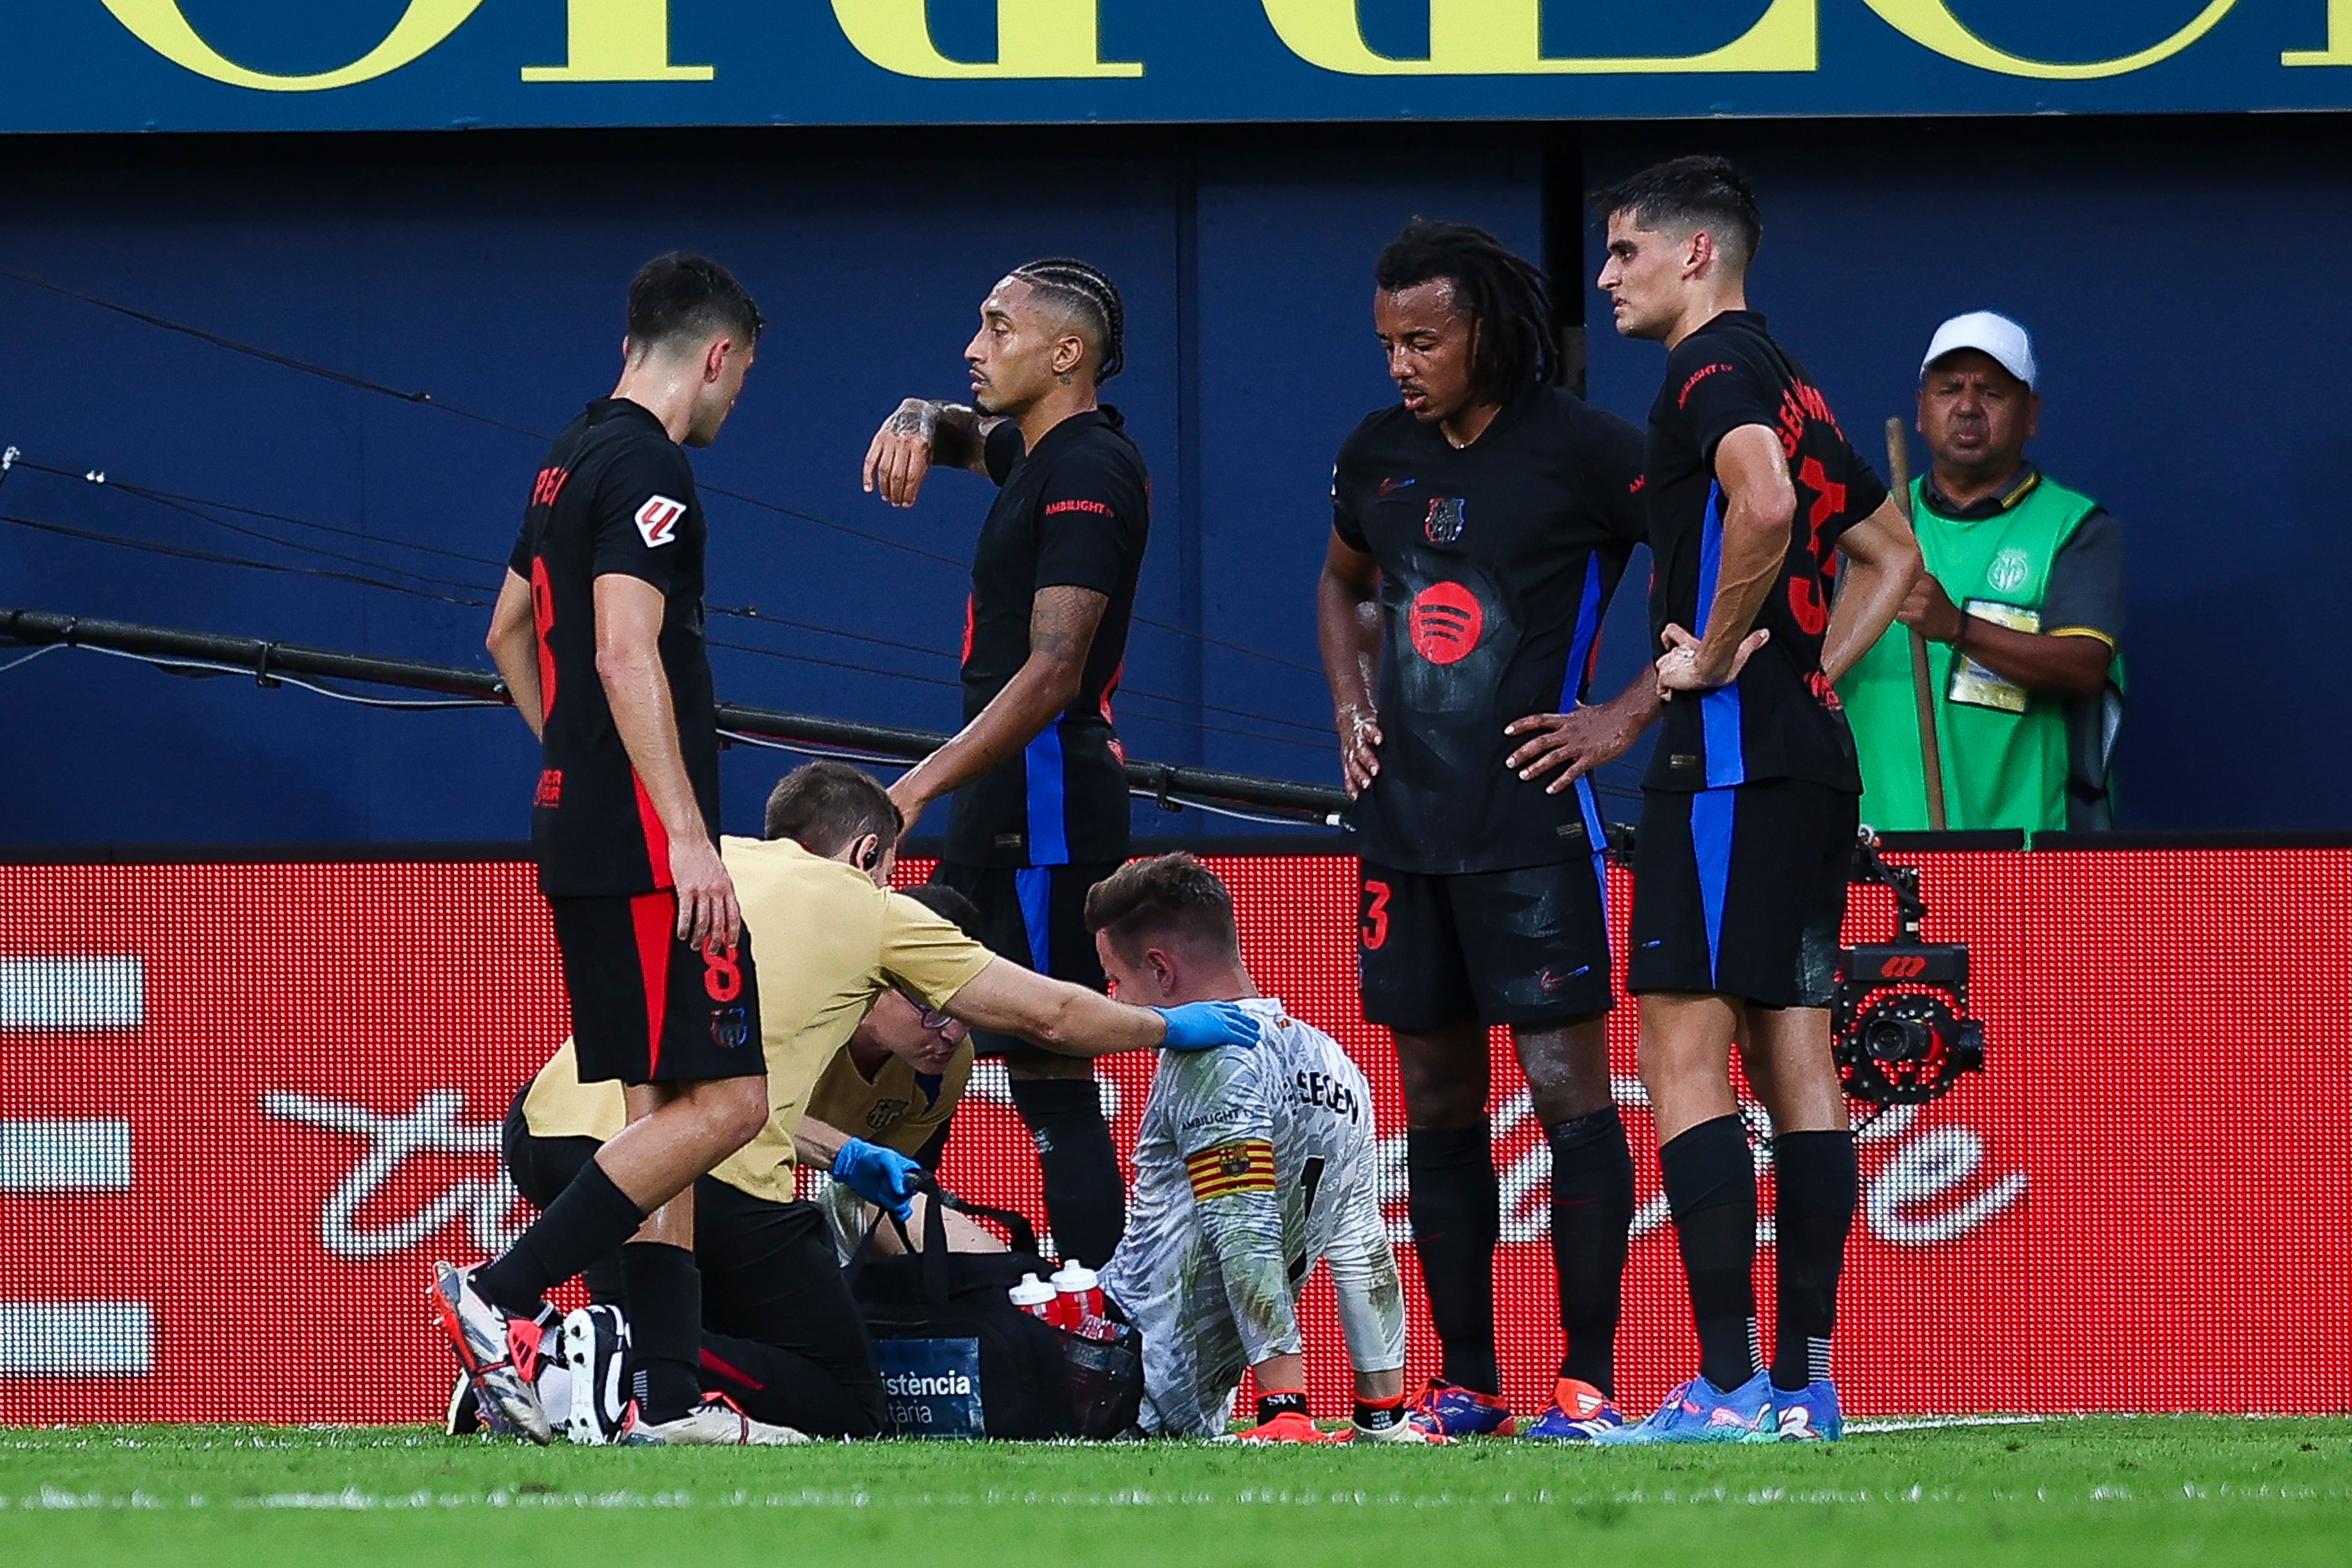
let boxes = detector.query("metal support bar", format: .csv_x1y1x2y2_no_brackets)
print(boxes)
0,607,1350,828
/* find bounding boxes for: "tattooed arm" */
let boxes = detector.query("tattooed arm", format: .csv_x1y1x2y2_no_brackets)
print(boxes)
886,584,1108,831
862,398,1010,508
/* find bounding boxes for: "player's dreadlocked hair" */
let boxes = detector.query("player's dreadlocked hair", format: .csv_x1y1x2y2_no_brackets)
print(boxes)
1586,156,1763,271
1010,256,1125,384
1374,218,1561,402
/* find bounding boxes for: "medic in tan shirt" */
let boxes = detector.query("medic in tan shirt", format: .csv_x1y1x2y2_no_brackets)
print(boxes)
490,761,1260,1445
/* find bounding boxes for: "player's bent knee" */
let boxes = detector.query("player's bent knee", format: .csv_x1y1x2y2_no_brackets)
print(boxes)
688,1075,771,1152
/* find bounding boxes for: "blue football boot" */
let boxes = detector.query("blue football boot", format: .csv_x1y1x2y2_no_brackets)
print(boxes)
1589,1370,1780,1445
1519,1378,1627,1442
1407,1377,1518,1438
1770,1379,1843,1441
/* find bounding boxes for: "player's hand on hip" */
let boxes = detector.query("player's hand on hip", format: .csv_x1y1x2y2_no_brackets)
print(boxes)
1503,706,1638,795
1334,705,1383,798
862,398,938,509
1895,573,1965,643
833,1138,924,1221
1152,1001,1264,1052
668,837,741,950
1655,623,1768,699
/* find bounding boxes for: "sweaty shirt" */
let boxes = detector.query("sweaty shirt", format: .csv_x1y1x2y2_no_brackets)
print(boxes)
1641,312,1889,794
946,407,1149,869
1332,387,1649,874
509,398,721,897
521,836,995,1205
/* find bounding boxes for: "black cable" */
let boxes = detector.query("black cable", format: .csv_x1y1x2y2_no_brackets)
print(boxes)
16,462,494,597
0,510,493,608
22,461,508,572
0,265,548,445
0,265,1333,684
15,448,1337,739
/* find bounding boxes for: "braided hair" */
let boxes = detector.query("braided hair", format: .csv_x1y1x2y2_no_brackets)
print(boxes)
1373,219,1559,402
1009,256,1125,384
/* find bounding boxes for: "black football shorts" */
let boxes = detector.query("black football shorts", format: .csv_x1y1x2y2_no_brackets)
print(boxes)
1626,779,1856,1010
930,860,1119,1061
548,891,764,1085
1357,857,1613,1030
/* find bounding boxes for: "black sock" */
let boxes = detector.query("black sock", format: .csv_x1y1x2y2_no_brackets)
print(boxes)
1009,1076,1125,1267
1771,1130,1857,1392
1657,1114,1759,1393
473,1158,644,1317
1406,1121,1499,1395
621,1241,704,1424
1544,1106,1635,1399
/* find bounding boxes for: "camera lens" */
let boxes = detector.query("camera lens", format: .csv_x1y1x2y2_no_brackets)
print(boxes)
1863,1012,1933,1064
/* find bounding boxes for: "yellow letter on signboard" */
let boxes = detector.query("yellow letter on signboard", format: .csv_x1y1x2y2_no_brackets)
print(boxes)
832,0,1143,79
524,0,714,81
1860,0,2239,80
1260,0,1813,76
2284,0,2352,64
102,0,482,91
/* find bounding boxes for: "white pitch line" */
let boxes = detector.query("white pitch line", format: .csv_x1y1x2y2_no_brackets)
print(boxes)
1845,1414,2057,1433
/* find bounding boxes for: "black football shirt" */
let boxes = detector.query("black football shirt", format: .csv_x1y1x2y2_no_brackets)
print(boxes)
508,397,721,898
1331,386,1649,876
1641,310,1889,794
946,406,1150,868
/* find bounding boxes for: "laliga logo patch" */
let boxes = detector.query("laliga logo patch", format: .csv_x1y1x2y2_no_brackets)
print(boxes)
1423,495,1465,544
635,494,687,549
1407,581,1482,665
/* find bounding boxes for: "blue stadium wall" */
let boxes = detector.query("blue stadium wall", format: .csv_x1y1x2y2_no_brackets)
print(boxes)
1,115,2344,842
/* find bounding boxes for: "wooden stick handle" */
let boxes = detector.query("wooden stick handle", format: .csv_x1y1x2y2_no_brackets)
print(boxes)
1884,418,1948,831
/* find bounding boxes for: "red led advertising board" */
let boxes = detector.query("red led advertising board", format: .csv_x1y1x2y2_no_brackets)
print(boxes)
0,850,2344,1424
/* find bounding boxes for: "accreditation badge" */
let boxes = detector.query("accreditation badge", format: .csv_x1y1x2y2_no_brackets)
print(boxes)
1946,600,2040,714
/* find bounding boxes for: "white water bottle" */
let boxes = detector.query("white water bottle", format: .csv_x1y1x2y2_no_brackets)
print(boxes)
1049,1258,1104,1330
1007,1272,1056,1321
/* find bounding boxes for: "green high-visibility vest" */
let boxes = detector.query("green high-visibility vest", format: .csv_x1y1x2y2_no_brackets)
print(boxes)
1837,473,2121,834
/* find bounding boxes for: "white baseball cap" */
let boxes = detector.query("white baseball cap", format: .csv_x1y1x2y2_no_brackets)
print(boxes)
1921,310,2037,389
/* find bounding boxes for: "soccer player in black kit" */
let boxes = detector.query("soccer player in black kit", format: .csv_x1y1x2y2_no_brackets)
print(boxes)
445,253,802,1446
861,259,1145,1269
1318,220,1659,1441
1578,160,1919,1444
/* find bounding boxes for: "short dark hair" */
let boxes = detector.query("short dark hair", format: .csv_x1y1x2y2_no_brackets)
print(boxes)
1083,852,1239,959
1009,257,1125,383
1374,218,1561,402
1587,156,1763,270
627,252,765,357
903,882,986,945
762,761,902,858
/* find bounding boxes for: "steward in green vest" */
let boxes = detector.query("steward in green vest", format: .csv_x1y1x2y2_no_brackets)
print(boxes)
1837,313,2124,834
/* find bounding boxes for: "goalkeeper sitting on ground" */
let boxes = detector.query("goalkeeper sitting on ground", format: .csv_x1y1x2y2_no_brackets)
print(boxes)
1089,855,1437,1443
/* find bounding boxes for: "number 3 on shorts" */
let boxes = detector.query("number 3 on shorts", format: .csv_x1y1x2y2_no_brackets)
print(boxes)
702,944,743,1003
1360,880,1390,952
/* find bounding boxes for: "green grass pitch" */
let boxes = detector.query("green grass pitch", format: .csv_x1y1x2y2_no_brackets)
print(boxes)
3,1419,2349,1567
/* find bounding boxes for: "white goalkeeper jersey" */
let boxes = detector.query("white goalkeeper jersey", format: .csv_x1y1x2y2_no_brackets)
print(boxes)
1100,997,1404,1437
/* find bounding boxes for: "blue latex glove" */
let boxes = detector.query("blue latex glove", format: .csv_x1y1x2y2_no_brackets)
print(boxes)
832,1138,923,1221
1152,1000,1264,1052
